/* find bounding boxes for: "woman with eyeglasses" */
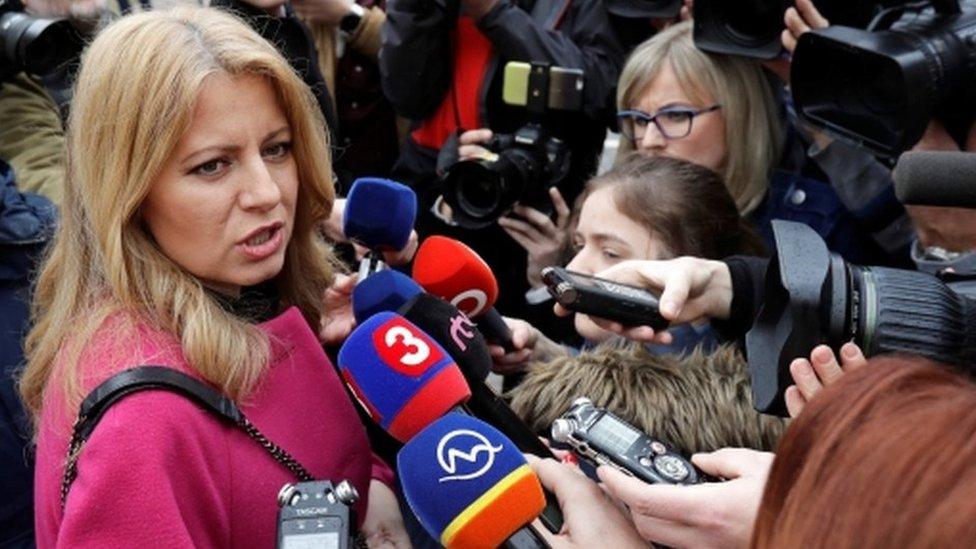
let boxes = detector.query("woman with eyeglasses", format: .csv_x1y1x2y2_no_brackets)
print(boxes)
615,21,903,267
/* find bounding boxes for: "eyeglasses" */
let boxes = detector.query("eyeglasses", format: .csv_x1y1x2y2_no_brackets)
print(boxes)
617,104,722,143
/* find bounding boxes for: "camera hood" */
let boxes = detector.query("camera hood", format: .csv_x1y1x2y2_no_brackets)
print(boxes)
792,26,939,158
693,0,788,59
745,221,847,416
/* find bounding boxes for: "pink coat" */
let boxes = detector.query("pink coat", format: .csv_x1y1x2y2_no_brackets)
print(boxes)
33,307,394,548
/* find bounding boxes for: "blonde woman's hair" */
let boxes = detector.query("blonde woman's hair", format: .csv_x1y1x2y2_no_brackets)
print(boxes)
615,21,783,215
20,6,338,420
507,343,786,455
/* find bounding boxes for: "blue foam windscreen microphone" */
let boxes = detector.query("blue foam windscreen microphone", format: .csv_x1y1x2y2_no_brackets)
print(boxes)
338,312,471,442
352,269,425,325
343,178,417,252
397,293,566,536
398,413,546,549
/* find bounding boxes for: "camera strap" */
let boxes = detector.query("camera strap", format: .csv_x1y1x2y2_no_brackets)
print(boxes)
60,365,316,509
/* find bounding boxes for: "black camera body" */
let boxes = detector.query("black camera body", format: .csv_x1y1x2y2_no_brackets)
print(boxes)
276,480,359,549
746,220,976,416
0,0,80,83
439,61,581,229
551,397,706,485
441,123,571,229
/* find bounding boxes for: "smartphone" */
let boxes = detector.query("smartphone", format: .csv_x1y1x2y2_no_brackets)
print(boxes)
541,266,668,330
551,398,706,485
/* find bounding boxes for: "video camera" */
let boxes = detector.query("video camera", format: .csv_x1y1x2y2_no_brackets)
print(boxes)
745,220,976,417
792,0,976,158
693,0,900,59
439,62,583,229
0,0,80,83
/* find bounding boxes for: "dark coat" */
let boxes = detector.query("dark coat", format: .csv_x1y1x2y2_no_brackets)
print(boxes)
1,159,56,548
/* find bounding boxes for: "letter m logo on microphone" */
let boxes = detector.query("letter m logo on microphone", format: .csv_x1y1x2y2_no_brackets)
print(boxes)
373,316,445,376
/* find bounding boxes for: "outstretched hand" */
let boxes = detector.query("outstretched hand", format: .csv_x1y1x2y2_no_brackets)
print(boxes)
554,257,733,344
488,316,568,374
785,342,866,417
526,456,646,549
599,448,774,548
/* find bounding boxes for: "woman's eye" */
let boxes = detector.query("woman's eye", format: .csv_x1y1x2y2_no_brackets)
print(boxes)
263,142,292,159
633,117,650,129
191,158,228,177
602,249,621,260
661,110,691,122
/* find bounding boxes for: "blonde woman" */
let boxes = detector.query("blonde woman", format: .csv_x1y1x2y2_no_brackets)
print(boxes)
21,7,408,547
615,21,782,216
616,21,893,264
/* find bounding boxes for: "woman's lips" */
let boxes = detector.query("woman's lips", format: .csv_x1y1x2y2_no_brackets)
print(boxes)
239,223,285,260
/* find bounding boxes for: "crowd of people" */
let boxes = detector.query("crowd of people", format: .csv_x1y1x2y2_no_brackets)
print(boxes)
2,0,976,547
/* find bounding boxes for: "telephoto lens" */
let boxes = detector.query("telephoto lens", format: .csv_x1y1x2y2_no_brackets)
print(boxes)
441,124,570,229
746,221,976,416
792,2,976,157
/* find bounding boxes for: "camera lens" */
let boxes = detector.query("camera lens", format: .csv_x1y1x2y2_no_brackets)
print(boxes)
442,145,539,229
456,170,503,218
1,11,77,75
747,220,976,417
722,0,783,44
693,0,788,59
792,12,976,157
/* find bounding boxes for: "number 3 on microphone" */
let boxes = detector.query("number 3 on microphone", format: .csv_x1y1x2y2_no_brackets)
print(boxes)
384,326,431,366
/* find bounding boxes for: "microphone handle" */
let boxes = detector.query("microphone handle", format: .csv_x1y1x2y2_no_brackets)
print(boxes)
463,384,565,534
503,524,552,549
357,252,388,282
478,307,516,353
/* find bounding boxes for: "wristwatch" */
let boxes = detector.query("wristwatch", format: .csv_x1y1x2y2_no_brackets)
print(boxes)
340,3,365,34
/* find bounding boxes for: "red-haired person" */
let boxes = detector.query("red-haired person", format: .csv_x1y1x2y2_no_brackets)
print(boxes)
753,356,976,547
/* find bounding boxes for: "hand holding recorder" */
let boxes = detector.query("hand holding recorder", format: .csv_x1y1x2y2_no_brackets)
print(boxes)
549,258,733,344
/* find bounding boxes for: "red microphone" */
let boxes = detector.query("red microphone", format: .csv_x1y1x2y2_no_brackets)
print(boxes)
413,236,515,351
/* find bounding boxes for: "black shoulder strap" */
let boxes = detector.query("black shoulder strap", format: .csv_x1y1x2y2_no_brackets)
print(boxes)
62,366,314,509
75,366,240,440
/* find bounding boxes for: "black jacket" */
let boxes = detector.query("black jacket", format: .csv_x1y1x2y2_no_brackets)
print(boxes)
380,0,624,332
1,159,56,548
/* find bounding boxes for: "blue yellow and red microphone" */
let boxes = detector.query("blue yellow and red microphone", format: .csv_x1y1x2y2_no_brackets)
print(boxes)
397,413,548,549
